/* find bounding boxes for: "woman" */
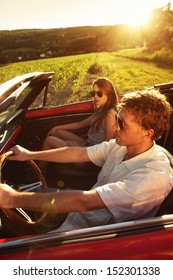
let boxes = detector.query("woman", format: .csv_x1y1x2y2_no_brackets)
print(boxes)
42,77,119,151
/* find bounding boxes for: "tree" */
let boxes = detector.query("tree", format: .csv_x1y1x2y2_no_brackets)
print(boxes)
145,2,173,49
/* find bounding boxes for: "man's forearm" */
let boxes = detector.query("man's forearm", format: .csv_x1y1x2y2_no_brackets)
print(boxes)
32,147,90,163
6,190,84,214
3,189,105,214
9,145,90,163
0,183,105,213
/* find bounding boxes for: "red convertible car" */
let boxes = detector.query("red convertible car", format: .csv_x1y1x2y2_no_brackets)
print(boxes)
0,72,173,260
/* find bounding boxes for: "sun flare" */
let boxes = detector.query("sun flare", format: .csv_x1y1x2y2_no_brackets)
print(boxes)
121,6,152,27
88,1,153,29
126,11,151,27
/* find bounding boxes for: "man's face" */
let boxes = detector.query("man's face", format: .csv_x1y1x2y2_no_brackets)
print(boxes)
113,107,145,147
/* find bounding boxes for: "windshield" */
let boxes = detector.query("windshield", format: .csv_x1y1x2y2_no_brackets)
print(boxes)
0,84,32,125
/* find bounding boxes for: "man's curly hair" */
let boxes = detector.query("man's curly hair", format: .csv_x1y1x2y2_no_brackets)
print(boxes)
120,89,171,141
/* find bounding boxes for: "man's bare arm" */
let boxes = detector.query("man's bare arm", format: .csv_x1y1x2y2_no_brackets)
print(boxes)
7,145,90,163
0,184,105,214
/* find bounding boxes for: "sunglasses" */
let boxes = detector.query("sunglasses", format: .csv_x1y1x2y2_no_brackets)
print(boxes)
116,115,142,130
90,90,103,98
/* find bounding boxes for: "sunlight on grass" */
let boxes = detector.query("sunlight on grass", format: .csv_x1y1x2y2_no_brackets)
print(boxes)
0,50,172,106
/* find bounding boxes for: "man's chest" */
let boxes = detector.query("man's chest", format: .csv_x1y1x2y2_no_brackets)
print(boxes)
97,153,129,184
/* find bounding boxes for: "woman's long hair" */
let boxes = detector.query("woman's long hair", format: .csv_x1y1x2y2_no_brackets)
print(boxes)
91,77,119,131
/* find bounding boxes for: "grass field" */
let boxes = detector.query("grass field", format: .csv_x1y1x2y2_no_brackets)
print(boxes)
0,50,172,105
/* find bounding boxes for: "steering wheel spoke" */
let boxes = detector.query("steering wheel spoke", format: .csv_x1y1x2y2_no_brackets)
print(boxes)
17,181,43,192
15,208,33,222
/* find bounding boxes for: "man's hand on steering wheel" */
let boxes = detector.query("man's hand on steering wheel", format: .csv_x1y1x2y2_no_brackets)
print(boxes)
0,183,16,209
7,145,31,162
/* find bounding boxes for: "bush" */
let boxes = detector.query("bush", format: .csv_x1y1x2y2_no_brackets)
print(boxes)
152,48,173,67
88,63,105,74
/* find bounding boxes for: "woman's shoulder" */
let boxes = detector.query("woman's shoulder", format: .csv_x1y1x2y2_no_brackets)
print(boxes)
106,108,117,117
108,107,117,113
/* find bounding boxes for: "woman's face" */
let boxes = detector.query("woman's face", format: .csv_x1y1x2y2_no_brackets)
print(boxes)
92,84,108,109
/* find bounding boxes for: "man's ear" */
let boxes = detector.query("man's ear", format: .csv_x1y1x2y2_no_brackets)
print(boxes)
143,129,154,138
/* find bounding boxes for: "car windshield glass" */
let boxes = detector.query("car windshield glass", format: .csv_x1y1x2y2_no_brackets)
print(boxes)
28,88,46,109
0,85,32,124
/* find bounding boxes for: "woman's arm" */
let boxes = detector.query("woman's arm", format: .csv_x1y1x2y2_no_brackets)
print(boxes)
48,114,94,136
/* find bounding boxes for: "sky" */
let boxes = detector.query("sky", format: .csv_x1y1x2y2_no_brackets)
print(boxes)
0,0,172,31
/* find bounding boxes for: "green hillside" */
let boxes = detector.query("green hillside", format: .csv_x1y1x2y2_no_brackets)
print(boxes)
1,51,172,106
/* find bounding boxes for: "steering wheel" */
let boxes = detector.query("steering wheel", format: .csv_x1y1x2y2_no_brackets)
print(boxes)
0,151,51,234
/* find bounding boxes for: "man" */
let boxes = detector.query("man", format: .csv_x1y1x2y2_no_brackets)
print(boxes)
0,90,172,232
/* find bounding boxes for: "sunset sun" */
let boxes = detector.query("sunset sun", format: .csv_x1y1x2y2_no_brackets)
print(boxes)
109,2,153,28
85,1,154,29
124,9,151,27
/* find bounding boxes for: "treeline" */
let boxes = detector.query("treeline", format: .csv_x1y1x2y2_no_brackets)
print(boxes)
0,4,172,65
0,24,144,64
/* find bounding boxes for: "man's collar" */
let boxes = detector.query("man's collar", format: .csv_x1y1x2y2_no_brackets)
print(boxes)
122,142,157,171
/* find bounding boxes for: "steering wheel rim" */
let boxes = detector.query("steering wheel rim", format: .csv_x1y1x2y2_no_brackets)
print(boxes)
0,151,48,226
